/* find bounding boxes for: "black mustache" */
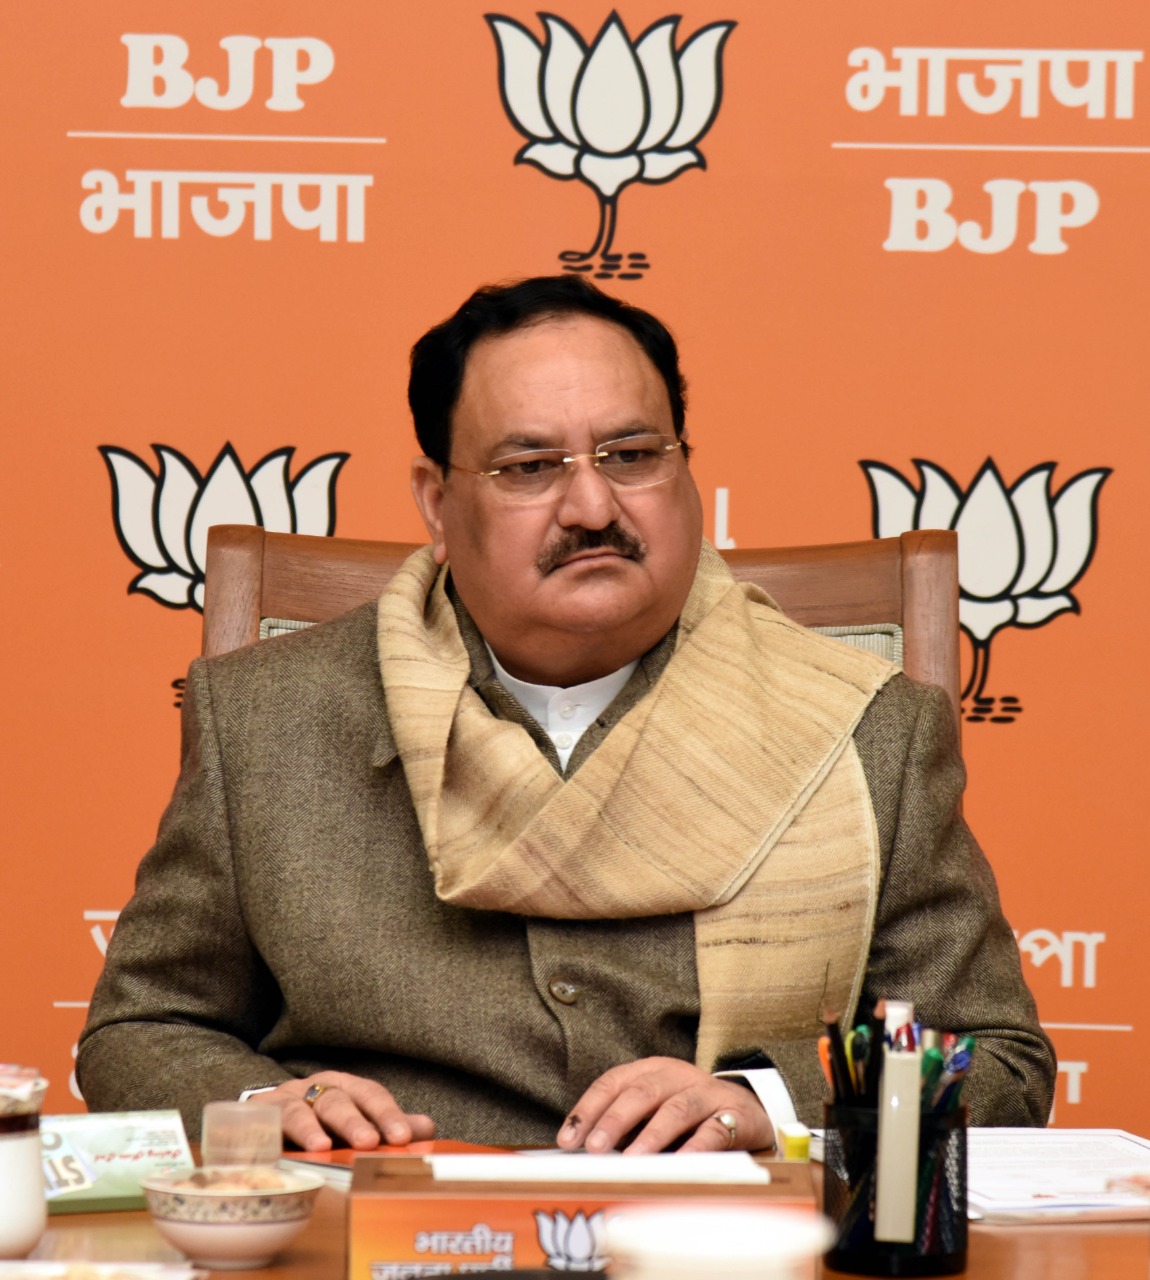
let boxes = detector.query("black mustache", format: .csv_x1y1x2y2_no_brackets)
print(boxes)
535,524,647,576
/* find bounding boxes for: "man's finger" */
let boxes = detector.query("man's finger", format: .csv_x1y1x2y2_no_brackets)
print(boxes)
566,1072,704,1154
557,1058,775,1154
263,1072,433,1151
614,1086,714,1154
282,1085,381,1150
557,1059,678,1150
675,1110,742,1154
319,1075,436,1146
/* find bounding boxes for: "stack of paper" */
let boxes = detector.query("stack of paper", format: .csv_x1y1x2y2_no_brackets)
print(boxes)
428,1151,771,1184
967,1128,1150,1222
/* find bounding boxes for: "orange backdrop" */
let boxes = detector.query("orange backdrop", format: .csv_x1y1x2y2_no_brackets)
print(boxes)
3,0,1144,1130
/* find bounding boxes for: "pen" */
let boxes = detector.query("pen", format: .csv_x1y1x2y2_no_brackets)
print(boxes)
883,999,915,1051
818,1035,835,1091
932,1043,974,1110
849,1027,871,1096
946,1034,976,1068
822,1007,856,1102
920,1046,945,1110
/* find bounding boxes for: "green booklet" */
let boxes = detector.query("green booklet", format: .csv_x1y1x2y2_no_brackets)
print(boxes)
42,1109,193,1213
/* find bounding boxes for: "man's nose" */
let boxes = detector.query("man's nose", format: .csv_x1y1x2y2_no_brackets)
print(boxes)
555,455,622,529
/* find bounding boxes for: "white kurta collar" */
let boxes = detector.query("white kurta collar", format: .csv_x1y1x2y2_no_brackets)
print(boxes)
486,646,637,770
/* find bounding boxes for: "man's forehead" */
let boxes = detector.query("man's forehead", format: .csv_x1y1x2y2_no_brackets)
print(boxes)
454,314,666,425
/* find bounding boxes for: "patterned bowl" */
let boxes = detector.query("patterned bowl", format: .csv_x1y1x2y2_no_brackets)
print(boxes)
139,1165,324,1270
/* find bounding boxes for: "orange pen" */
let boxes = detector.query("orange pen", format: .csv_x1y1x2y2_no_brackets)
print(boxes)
818,1034,834,1090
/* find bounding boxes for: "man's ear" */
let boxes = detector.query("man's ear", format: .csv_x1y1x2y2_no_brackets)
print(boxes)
410,457,448,565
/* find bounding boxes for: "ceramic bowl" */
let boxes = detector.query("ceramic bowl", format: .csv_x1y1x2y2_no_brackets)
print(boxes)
139,1165,324,1270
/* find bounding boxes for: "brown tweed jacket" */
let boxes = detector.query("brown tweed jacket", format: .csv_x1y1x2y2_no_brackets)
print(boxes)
78,600,1055,1141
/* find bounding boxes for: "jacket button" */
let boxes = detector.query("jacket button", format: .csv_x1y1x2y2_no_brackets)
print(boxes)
549,978,579,1005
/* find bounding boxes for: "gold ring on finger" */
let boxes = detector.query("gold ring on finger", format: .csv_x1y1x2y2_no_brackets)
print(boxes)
303,1083,329,1109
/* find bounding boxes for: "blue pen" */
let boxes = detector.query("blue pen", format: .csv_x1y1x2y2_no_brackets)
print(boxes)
935,1077,967,1112
931,1045,973,1110
946,1034,976,1066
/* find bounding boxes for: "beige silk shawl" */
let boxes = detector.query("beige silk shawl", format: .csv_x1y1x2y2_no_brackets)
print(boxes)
378,542,897,1068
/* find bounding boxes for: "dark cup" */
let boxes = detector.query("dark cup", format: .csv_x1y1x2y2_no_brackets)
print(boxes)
822,1103,967,1277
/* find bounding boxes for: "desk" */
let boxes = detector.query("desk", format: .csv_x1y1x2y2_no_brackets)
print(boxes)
32,1188,347,1278
29,1191,1150,1279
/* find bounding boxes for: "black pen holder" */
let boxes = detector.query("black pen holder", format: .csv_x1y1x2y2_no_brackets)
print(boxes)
822,1104,967,1277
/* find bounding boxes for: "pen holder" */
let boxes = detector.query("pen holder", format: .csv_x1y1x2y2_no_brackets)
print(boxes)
822,1104,967,1277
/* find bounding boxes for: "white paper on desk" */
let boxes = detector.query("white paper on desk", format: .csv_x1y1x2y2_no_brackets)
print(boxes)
967,1127,1150,1222
429,1152,770,1184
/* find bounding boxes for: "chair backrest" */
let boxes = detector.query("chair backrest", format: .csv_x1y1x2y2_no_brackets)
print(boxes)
203,525,960,721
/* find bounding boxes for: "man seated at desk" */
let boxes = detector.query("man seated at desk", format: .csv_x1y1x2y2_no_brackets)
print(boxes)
78,276,1055,1155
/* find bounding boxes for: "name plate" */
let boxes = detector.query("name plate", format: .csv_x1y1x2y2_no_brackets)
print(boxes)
348,1151,816,1279
41,1110,193,1213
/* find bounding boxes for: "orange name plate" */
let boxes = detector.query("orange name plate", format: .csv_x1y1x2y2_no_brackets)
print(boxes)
348,1153,816,1278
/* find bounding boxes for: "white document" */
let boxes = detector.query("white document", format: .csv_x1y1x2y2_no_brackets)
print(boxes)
967,1127,1150,1222
429,1152,771,1184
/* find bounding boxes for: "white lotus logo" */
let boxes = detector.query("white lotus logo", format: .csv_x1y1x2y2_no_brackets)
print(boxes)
862,458,1109,719
100,443,349,611
487,11,735,275
534,1208,609,1271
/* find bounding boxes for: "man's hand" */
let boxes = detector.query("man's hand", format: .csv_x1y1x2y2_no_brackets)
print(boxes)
256,1071,436,1152
555,1057,774,1154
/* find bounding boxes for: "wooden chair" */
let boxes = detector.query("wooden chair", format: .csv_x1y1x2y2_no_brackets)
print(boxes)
202,525,960,721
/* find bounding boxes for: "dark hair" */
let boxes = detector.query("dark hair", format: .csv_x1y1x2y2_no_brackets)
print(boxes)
408,275,688,468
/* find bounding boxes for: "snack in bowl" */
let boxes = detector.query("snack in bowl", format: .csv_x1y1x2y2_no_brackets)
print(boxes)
165,1169,288,1194
139,1165,324,1270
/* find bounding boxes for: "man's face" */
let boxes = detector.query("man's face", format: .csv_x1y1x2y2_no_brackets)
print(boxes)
411,313,703,686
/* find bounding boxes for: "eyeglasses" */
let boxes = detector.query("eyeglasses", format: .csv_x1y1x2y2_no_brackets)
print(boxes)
449,435,684,502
